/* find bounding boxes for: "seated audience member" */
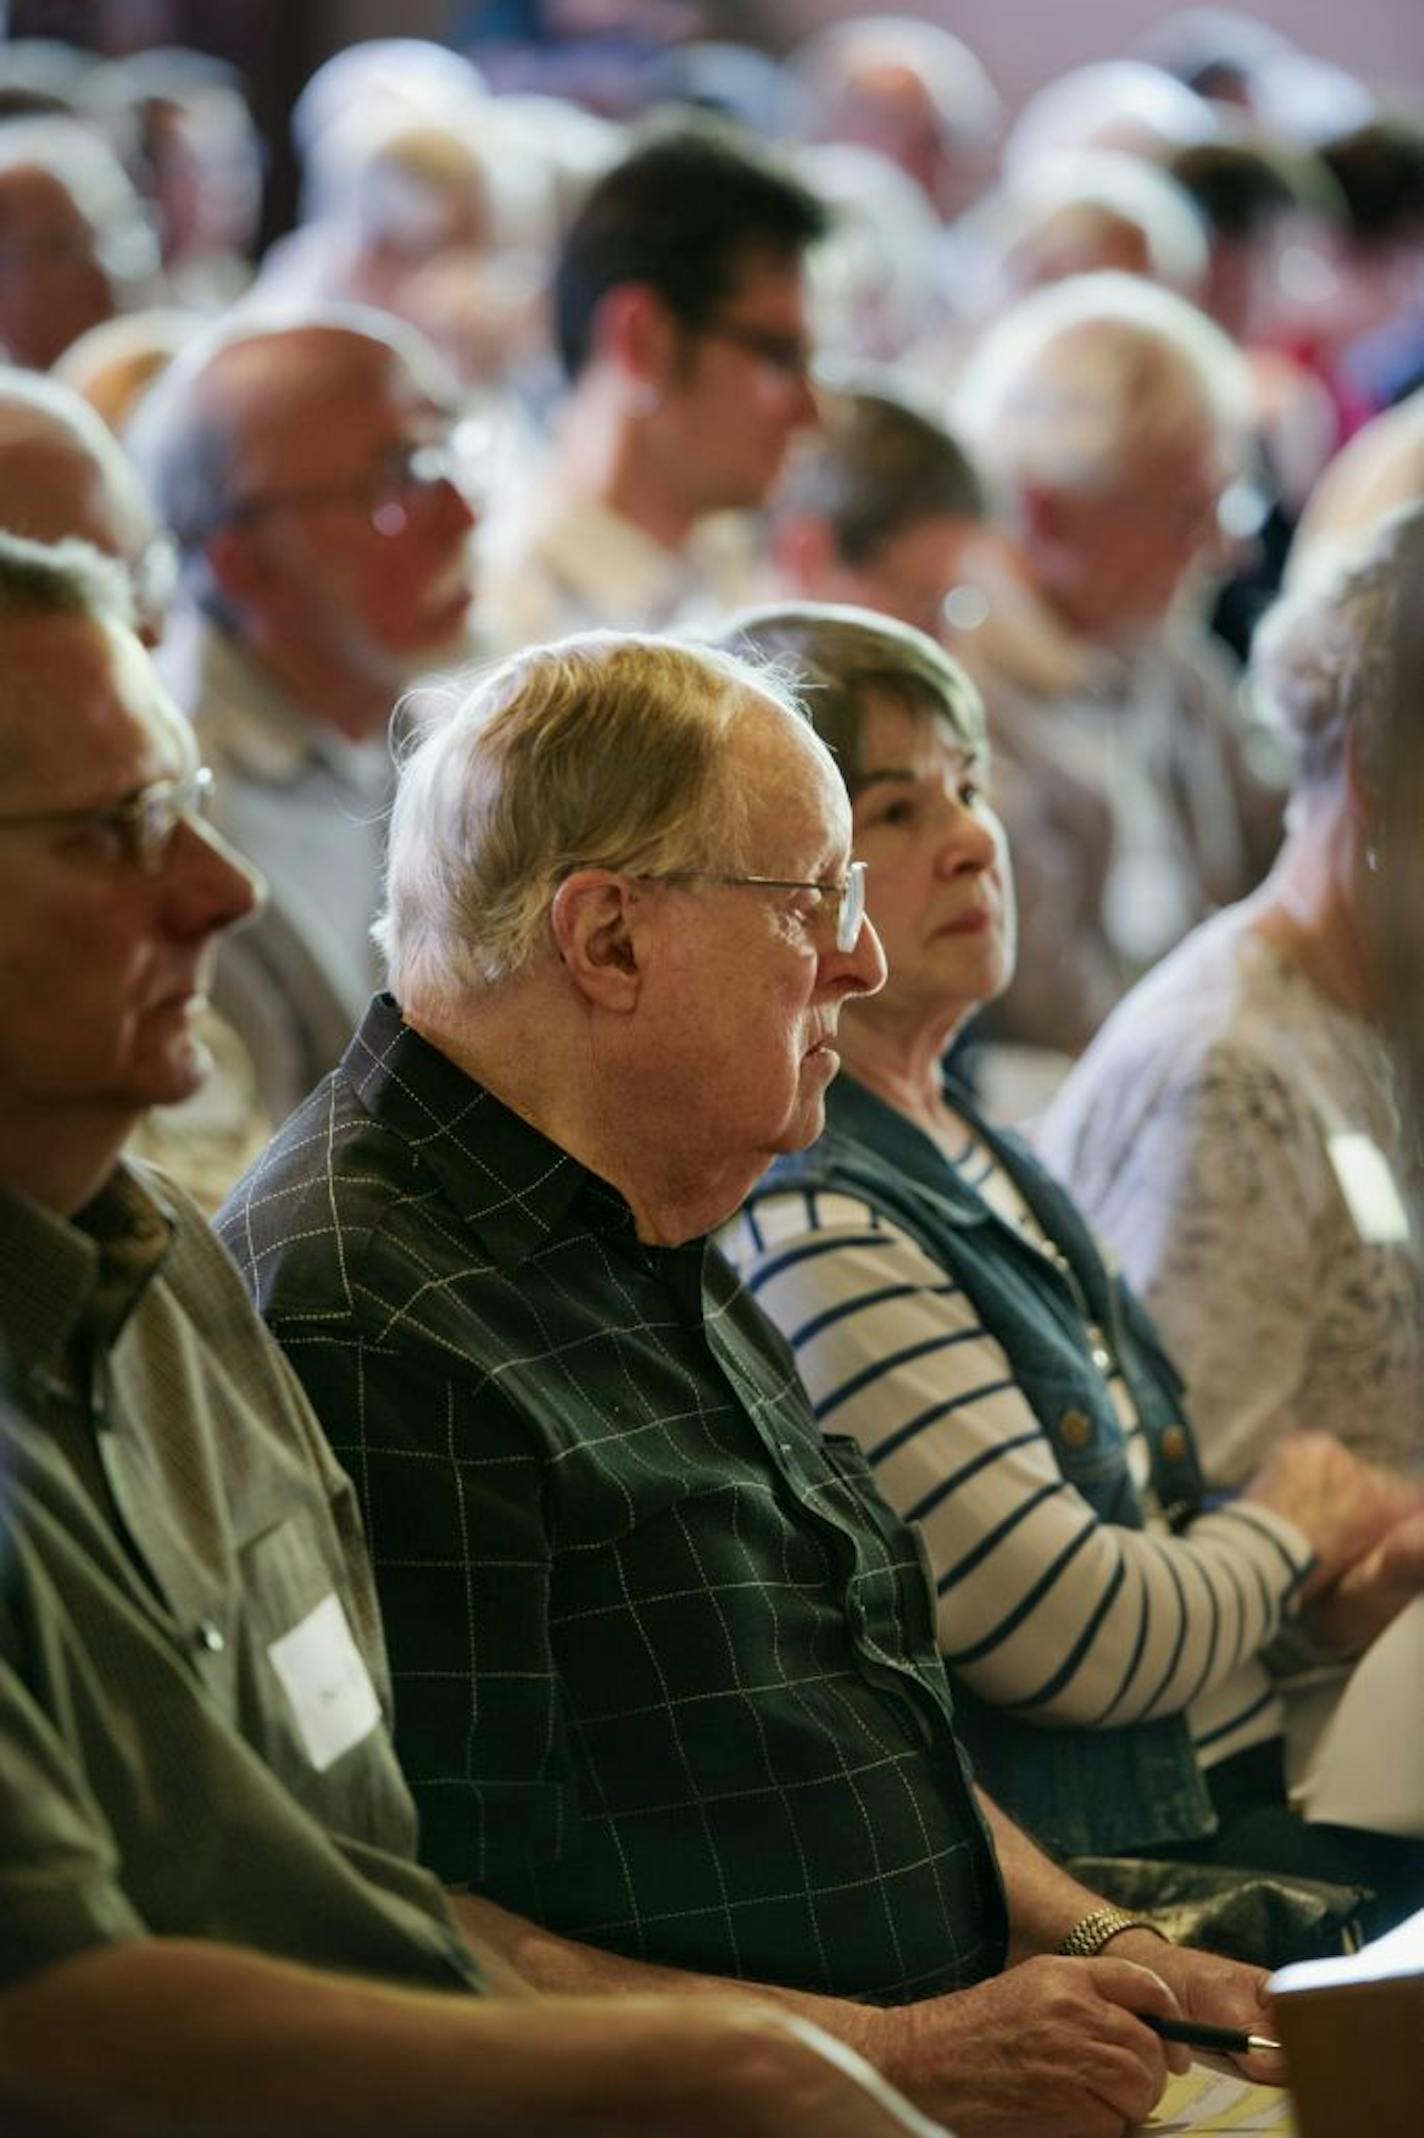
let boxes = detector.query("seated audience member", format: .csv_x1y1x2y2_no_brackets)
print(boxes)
84,47,264,309
1307,117,1424,427
1288,385,1424,582
949,271,1284,1062
130,308,482,1121
1162,136,1345,659
477,130,823,652
224,627,1284,2137
0,116,157,370
0,532,931,2138
793,144,948,370
0,365,263,1203
1139,10,1293,117
770,387,991,642
719,602,1424,1933
51,305,199,434
1039,508,1424,1490
1003,61,1217,177
0,365,168,639
791,16,1001,224
954,151,1210,323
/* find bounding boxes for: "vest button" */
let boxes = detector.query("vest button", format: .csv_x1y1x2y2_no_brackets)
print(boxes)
1160,1424,1189,1463
196,1618,226,1654
1060,1408,1094,1449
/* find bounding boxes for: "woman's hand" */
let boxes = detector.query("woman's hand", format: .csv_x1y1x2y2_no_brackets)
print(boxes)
1243,1433,1424,1594
1302,1507,1424,1653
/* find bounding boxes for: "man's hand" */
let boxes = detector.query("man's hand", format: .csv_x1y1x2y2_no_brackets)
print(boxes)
1244,1433,1424,1593
1107,1932,1284,2087
868,1953,1187,2138
1304,1509,1424,1653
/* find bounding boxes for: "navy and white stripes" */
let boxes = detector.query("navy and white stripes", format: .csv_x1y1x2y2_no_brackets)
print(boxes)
725,1166,1312,1771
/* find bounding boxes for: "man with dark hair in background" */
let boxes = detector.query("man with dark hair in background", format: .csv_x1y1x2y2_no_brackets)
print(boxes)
480,128,826,651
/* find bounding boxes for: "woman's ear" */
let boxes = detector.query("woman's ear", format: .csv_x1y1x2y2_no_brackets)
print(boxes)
549,870,643,1011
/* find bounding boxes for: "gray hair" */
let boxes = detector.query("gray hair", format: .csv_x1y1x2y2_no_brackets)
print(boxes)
952,269,1248,501
956,151,1210,316
376,631,814,1006
716,601,986,793
0,367,147,511
1251,503,1424,798
0,528,133,628
0,115,156,283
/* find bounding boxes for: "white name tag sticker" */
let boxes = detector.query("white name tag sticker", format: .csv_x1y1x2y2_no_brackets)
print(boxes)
267,1592,382,1773
1327,1132,1412,1245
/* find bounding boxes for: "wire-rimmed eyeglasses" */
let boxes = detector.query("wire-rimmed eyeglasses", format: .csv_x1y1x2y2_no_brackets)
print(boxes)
0,766,216,874
641,861,867,953
209,419,487,540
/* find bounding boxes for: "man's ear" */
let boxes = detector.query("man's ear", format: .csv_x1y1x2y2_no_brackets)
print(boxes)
593,281,681,394
549,870,644,1011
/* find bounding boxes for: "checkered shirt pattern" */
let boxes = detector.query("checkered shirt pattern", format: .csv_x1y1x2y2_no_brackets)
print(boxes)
220,995,1008,2003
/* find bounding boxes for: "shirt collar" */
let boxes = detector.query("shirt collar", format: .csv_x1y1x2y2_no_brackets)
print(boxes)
342,994,633,1269
0,1163,177,1385
168,609,394,798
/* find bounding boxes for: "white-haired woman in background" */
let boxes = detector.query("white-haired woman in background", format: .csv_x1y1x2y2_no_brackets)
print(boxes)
1039,504,1424,1490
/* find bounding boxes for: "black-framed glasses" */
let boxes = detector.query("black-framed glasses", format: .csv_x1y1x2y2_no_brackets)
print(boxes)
643,861,867,953
697,316,816,382
0,765,215,874
212,421,485,539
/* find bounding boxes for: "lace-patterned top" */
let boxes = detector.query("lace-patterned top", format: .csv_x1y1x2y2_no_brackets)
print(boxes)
1039,905,1423,1485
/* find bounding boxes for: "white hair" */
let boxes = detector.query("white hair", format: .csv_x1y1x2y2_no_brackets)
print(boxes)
951,269,1248,501
1005,61,1218,176
0,115,158,285
795,16,1001,148
956,151,1210,318
1288,388,1424,587
376,632,818,1009
1252,502,1424,796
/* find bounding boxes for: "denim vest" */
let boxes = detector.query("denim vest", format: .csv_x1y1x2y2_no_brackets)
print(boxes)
759,1073,1217,1859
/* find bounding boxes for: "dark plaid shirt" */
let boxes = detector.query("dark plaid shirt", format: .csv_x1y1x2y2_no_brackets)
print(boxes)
220,994,1007,2003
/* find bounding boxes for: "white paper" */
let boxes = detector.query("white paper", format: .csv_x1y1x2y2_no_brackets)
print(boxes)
1294,1596,1424,1838
1144,2062,1294,2132
267,1591,382,1773
1272,1905,1424,1997
1326,1132,1412,1244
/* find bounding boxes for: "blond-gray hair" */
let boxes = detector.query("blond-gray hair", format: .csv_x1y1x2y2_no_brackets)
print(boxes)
952,269,1247,502
376,631,813,1004
1251,502,1424,798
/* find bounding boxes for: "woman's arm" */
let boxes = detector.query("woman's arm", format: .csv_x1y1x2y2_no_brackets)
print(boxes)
731,1192,1311,1726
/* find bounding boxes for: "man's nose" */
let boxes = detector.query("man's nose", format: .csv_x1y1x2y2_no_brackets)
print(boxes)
166,816,265,937
835,914,887,1000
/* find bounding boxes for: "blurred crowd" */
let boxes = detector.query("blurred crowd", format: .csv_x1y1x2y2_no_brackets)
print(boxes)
0,9,1420,1159
1,14,1424,2134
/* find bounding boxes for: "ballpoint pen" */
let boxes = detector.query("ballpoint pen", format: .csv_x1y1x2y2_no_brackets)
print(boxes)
1144,2016,1283,2056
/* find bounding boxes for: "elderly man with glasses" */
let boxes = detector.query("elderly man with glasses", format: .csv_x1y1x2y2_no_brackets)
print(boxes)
130,306,484,1123
221,627,1278,2138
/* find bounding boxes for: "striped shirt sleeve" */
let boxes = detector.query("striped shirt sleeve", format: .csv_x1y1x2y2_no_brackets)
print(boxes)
727,1190,1312,1728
